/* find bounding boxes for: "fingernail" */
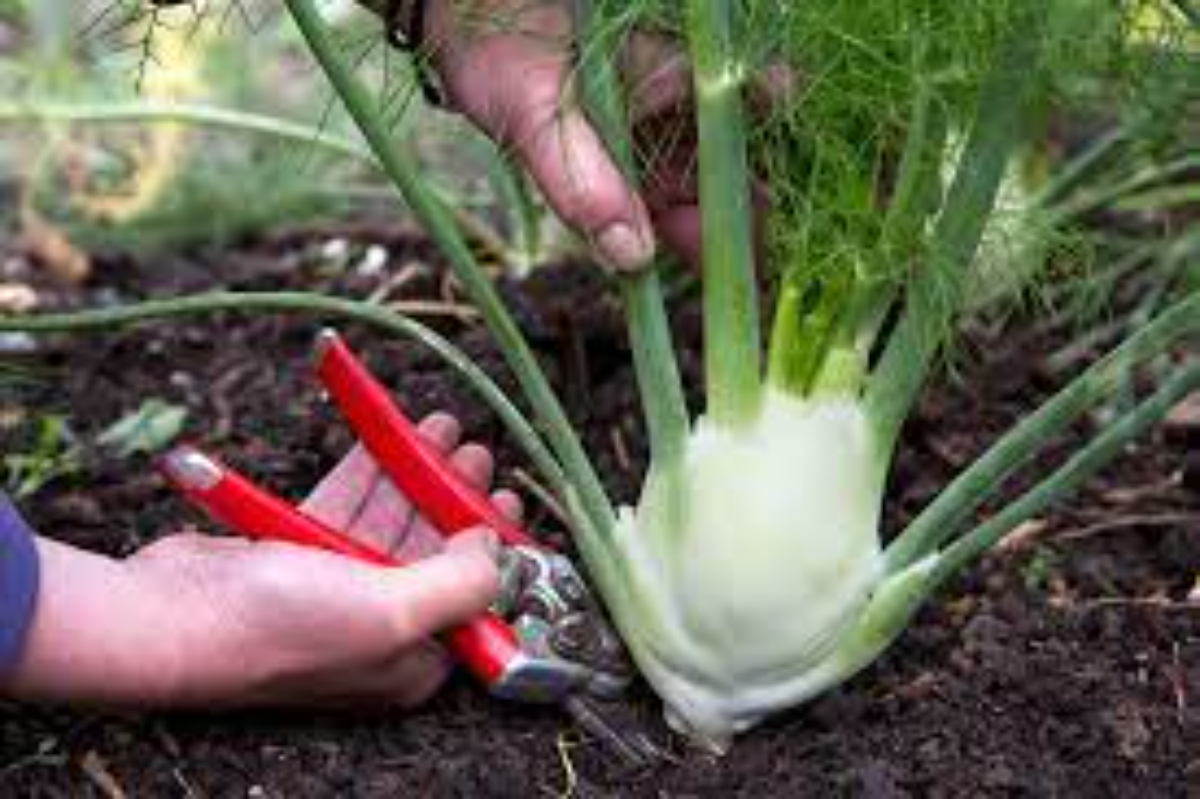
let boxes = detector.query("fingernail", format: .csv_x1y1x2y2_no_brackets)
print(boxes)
597,222,654,271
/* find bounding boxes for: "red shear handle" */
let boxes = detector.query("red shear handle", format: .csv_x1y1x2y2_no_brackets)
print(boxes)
161,448,521,687
314,331,538,549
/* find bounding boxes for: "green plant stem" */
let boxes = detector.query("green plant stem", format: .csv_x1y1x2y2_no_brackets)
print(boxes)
620,275,690,468
465,135,544,273
1110,232,1200,412
283,0,614,536
1034,70,1193,211
886,292,1200,572
576,2,689,471
0,292,574,519
930,362,1200,587
865,5,1043,464
1041,235,1167,311
687,0,762,427
836,86,947,370
1112,183,1200,213
0,99,517,268
773,270,856,397
1053,154,1200,222
880,84,946,264
0,99,376,163
491,151,543,272
767,282,806,392
1043,317,1129,376
1033,122,1131,209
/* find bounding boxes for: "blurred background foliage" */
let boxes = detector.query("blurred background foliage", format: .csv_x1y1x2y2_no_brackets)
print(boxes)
0,0,565,268
0,1,1193,301
0,0,1194,495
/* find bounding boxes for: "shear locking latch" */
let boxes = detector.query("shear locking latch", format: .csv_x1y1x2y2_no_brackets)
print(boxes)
488,547,632,703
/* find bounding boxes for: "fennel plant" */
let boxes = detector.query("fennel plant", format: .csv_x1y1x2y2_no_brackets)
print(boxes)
2,0,1196,750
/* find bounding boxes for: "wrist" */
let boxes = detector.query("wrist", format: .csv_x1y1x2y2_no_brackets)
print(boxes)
1,537,190,707
0,495,41,675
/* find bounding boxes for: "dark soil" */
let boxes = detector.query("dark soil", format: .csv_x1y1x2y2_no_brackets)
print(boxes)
1,229,1196,797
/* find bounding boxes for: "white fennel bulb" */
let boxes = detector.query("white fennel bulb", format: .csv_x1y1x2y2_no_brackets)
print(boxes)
609,389,886,748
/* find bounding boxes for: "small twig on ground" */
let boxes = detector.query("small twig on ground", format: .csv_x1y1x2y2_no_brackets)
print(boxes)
540,732,580,799
1169,641,1187,727
171,767,200,799
385,299,480,323
1101,478,1183,504
1075,596,1196,612
610,425,633,476
1059,512,1199,542
80,751,127,799
365,262,430,304
1,736,67,775
438,270,458,306
210,360,258,440
152,723,182,758
996,519,1050,553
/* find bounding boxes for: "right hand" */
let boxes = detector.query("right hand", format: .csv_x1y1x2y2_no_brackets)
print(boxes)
420,1,790,271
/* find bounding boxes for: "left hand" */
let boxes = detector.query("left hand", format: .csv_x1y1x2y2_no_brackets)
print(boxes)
3,413,521,710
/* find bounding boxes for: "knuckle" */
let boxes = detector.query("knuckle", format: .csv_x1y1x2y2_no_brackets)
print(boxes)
394,643,451,709
459,549,502,604
131,531,208,561
553,187,595,228
388,609,421,645
237,549,309,608
388,549,500,643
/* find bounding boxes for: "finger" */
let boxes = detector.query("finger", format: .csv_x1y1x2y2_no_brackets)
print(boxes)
490,489,524,523
622,29,797,124
416,412,462,453
654,188,768,274
323,641,454,710
300,445,380,530
256,640,452,711
377,640,453,709
654,205,703,271
391,516,445,562
346,473,413,554
511,110,656,271
392,484,516,563
754,61,801,112
429,2,655,271
347,413,462,553
366,528,501,645
648,171,770,272
446,526,501,559
448,443,493,490
621,29,692,125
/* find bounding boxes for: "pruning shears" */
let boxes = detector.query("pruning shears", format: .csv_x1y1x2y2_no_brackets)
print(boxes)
161,331,650,762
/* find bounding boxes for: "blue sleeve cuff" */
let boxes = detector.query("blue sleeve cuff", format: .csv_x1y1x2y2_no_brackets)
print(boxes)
0,493,40,673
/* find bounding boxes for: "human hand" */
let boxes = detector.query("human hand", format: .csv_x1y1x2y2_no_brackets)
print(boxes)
4,414,520,710
420,1,789,271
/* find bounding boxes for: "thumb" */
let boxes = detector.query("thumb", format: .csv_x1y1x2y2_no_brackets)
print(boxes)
428,3,656,271
513,105,656,271
366,529,501,645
